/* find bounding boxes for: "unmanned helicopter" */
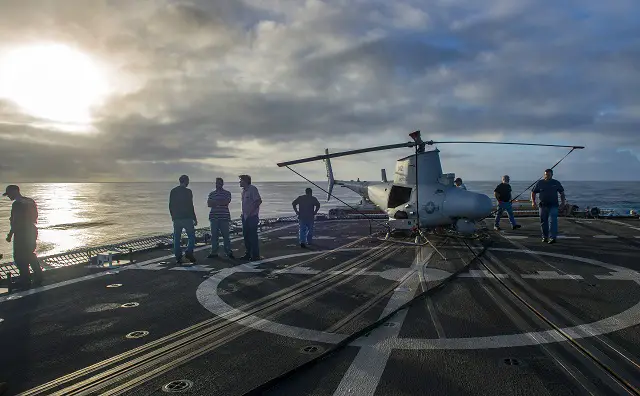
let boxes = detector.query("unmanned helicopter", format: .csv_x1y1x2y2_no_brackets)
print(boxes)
277,131,584,236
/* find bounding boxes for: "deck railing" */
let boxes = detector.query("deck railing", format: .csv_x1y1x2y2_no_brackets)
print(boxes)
1,206,634,281
0,213,389,280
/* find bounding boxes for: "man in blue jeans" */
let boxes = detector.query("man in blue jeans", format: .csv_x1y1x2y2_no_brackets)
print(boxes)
239,174,262,261
292,188,321,248
169,175,197,265
531,169,566,244
493,175,521,231
207,178,234,259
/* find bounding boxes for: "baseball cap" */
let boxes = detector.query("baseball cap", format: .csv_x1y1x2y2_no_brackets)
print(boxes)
2,185,19,196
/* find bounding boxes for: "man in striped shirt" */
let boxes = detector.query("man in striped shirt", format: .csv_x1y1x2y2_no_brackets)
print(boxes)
207,178,234,258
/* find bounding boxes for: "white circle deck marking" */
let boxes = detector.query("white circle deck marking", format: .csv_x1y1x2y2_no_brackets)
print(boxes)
196,248,640,350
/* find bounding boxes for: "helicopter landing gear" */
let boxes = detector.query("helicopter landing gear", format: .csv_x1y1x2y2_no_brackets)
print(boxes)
416,229,447,260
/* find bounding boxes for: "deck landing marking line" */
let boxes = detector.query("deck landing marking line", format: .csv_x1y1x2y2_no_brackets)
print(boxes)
502,235,528,240
605,220,640,232
278,236,336,240
595,271,640,281
557,235,581,239
197,248,640,350
333,246,428,396
594,235,618,239
522,271,584,280
0,223,299,304
459,270,508,279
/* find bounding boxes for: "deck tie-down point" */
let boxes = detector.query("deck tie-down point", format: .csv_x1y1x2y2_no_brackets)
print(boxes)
162,380,194,393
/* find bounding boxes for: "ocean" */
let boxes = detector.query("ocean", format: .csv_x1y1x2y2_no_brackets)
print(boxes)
1,181,639,262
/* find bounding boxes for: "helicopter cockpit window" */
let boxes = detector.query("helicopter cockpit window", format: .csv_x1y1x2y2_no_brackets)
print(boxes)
387,185,412,208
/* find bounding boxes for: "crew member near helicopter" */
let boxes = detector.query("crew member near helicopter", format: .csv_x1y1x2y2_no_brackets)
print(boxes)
454,178,467,190
494,175,521,231
531,169,565,244
292,188,321,248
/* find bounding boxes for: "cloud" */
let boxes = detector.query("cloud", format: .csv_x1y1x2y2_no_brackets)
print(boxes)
0,0,639,183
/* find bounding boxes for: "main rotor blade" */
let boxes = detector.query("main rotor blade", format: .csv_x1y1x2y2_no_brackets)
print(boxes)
426,140,585,149
277,141,416,167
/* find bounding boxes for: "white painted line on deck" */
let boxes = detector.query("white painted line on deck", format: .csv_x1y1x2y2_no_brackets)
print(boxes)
557,235,581,239
595,271,640,281
501,235,528,239
198,247,640,352
521,271,583,280
605,220,640,232
332,256,422,396
169,265,214,272
459,269,508,279
593,235,618,239
278,236,336,240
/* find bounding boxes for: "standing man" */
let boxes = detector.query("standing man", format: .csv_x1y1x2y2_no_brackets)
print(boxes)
207,178,234,259
3,185,42,289
454,178,467,190
531,169,566,244
239,174,262,261
169,175,197,264
292,188,321,248
494,175,521,231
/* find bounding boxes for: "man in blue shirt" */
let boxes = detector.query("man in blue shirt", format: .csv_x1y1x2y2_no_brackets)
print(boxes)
531,169,566,244
292,188,321,248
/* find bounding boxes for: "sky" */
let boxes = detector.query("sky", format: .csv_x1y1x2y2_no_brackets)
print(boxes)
0,0,639,183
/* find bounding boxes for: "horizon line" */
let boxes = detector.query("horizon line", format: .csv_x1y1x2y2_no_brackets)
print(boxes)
1,180,639,184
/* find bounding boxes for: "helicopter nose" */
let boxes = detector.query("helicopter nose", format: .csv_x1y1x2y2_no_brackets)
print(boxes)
444,190,493,219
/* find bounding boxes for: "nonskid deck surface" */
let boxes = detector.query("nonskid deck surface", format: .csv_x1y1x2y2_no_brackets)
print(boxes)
0,218,639,395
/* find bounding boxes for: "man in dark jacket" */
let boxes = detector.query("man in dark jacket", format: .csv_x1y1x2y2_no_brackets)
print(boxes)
494,175,521,231
292,188,321,248
169,175,197,264
531,169,566,244
3,185,42,289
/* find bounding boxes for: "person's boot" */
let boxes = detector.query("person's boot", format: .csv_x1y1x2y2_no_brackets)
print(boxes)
185,252,197,263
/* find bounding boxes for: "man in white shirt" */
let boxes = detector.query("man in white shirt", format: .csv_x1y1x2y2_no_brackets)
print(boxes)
239,174,262,261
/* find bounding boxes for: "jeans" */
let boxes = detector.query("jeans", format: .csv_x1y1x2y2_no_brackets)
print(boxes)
173,218,196,259
13,228,42,286
242,215,260,259
210,218,232,255
299,220,314,244
495,202,517,227
539,205,559,239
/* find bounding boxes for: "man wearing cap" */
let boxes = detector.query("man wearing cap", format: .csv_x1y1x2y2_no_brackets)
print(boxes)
3,185,42,289
494,175,521,231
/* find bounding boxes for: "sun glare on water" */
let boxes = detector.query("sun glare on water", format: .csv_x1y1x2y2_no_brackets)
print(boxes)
0,43,110,127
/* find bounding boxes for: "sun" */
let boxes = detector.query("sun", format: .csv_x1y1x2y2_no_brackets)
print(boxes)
0,43,110,126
